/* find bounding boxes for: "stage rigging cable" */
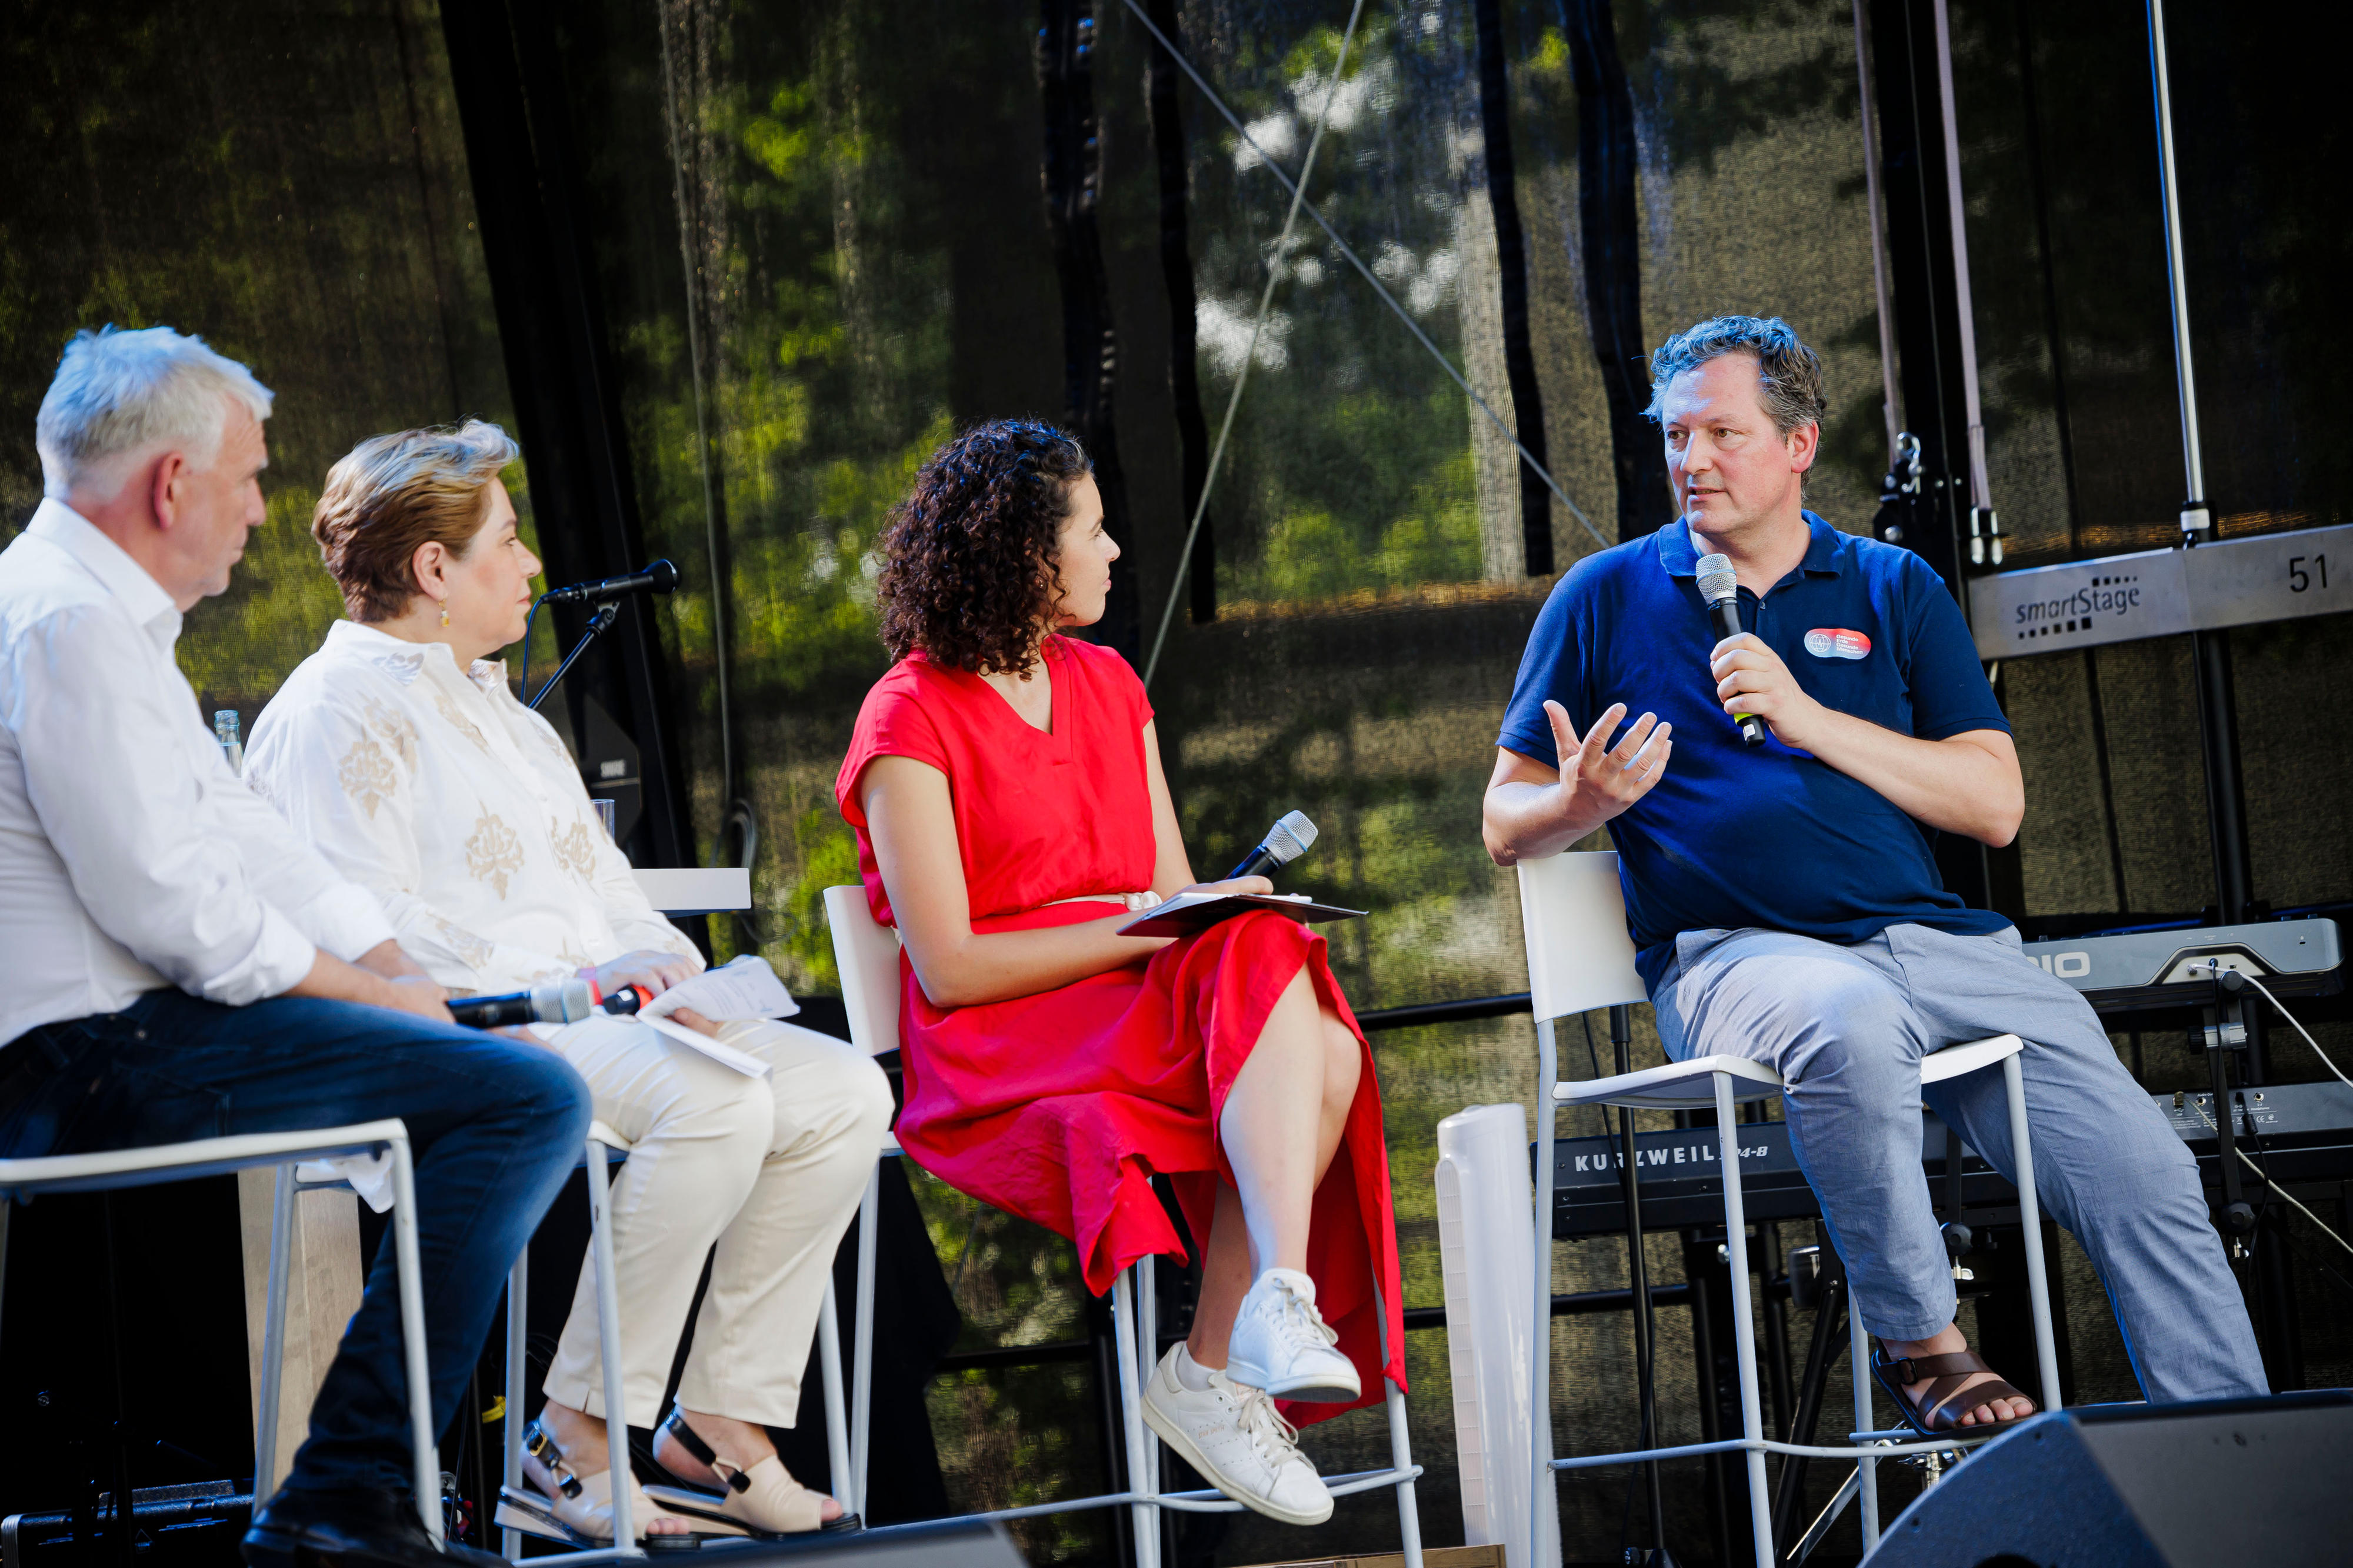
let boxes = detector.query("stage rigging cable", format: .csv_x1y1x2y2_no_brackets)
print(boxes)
1142,0,1365,688
1125,0,1605,688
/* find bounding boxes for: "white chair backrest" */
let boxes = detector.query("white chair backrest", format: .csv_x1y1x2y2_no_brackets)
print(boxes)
823,885,903,1057
1515,849,1647,1022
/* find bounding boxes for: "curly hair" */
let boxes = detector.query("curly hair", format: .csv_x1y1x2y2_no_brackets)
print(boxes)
875,419,1094,676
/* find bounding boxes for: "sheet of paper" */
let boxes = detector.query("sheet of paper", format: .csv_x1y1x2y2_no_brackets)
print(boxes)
1142,890,1312,919
639,955,799,1023
639,1013,773,1077
1116,890,1362,939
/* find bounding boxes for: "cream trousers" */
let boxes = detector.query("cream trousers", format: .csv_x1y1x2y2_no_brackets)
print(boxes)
539,1014,894,1427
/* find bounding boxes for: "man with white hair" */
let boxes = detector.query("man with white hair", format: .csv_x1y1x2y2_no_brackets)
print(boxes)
0,326,592,1568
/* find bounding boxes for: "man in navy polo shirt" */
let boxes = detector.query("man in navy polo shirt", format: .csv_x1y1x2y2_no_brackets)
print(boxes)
1482,316,2264,1432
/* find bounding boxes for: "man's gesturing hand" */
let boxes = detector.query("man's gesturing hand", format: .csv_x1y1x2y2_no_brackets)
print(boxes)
1709,634,1825,749
1481,700,1672,866
1549,700,1672,822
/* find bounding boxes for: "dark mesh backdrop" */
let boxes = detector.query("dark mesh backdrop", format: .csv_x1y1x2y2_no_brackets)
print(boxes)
4,1,2350,1564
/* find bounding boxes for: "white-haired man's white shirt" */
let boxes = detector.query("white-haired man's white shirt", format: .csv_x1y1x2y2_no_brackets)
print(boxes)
0,500,395,1044
243,618,700,996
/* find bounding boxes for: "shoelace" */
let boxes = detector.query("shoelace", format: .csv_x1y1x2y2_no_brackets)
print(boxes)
1230,1383,1304,1470
1267,1277,1341,1355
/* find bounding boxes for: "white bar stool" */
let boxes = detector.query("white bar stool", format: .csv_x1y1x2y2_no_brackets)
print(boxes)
1517,850,2062,1564
0,1120,441,1540
820,886,1427,1567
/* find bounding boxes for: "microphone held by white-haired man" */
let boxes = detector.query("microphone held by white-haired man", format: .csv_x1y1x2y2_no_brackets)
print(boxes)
0,325,591,1568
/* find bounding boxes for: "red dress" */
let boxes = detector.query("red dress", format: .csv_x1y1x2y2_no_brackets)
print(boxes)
835,635,1406,1421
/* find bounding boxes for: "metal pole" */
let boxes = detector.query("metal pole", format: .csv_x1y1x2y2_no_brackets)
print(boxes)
1611,1009,1665,1549
1529,1019,1559,1568
1851,1307,1879,1550
1930,0,1997,563
1137,1250,1161,1544
1852,0,1902,459
1712,1076,1773,1568
584,1140,640,1554
503,1260,528,1560
816,1280,852,1514
388,1137,443,1541
851,1163,881,1520
2148,0,2255,938
2003,1057,2064,1411
254,1165,297,1504
2145,0,2209,533
1111,1272,1159,1568
1374,1283,1424,1568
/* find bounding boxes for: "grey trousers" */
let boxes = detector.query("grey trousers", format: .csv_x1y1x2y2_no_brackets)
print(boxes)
1653,921,2267,1403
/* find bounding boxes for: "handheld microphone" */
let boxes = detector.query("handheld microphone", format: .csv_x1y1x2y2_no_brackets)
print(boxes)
599,985,649,1016
542,559,681,606
1695,552,1767,747
1227,810,1318,880
448,979,595,1029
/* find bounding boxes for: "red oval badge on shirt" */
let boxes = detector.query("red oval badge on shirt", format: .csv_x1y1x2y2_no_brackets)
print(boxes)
1804,628,1871,660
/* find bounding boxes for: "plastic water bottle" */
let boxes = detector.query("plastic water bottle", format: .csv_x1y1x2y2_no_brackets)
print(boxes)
214,709,244,775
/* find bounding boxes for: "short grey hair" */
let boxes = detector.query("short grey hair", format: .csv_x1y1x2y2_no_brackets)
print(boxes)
36,325,275,500
1642,315,1827,439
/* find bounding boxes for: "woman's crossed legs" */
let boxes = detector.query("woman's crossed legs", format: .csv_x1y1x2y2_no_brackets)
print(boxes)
1191,964,1362,1370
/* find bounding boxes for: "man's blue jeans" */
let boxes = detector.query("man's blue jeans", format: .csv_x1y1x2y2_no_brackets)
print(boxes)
0,988,592,1497
1654,922,2268,1404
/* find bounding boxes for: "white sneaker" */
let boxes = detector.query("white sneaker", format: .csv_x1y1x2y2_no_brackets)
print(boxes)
1139,1347,1333,1526
1224,1267,1361,1402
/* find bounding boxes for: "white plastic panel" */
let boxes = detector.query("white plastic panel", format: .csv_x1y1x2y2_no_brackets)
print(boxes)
822,884,904,1057
631,866,751,914
1551,1053,1783,1110
1435,1103,1558,1568
1515,850,1645,1022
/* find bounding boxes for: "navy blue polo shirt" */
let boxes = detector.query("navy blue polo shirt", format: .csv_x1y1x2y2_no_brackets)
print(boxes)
1498,513,2013,996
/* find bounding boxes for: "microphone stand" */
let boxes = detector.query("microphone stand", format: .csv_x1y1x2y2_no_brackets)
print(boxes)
526,602,619,712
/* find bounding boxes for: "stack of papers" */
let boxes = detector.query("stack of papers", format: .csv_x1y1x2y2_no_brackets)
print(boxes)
531,955,798,1078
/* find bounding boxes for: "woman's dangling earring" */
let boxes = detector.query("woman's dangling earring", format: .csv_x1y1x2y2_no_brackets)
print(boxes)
439,599,450,628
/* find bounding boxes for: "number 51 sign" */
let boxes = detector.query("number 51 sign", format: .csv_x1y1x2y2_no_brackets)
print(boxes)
1969,522,2353,660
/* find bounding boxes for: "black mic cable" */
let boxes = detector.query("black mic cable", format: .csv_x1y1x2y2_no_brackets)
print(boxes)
1227,810,1319,880
1695,551,1767,747
448,978,596,1029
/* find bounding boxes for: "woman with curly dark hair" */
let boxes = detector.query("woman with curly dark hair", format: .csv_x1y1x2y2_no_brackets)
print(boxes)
836,420,1404,1527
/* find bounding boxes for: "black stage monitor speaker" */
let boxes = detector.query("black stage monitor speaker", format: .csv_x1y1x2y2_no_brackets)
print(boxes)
688,1519,1027,1565
1864,1389,2352,1567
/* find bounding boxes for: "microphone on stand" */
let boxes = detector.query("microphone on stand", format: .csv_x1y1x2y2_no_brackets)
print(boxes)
541,559,682,605
448,979,596,1029
1227,810,1319,880
1695,552,1768,748
521,561,679,711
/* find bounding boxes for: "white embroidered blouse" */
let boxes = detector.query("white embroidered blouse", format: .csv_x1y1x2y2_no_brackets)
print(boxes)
244,618,702,995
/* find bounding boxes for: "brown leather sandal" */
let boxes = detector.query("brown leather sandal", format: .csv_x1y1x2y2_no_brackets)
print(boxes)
1869,1346,2036,1437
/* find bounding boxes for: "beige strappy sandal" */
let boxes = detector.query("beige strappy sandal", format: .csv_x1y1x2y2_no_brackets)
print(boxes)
495,1417,739,1547
643,1410,861,1537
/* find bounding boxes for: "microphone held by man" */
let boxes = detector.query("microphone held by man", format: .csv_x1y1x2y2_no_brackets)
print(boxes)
1697,552,1768,746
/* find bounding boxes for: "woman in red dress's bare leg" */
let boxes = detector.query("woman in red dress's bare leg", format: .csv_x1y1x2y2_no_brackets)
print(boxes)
837,421,1407,1526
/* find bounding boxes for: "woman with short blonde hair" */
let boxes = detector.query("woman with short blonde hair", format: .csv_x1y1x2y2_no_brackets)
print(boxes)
249,421,890,1547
